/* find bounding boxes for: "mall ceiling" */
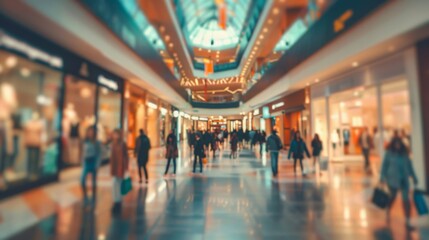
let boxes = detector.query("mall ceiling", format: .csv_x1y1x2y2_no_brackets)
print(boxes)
76,0,332,104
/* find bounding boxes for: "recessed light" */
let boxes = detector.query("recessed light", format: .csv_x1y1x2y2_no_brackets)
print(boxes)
352,61,359,67
259,35,264,39
306,82,310,86
5,56,17,68
169,43,174,48
256,41,260,45
268,19,273,24
263,28,268,33
315,78,320,83
273,7,279,15
159,26,165,32
160,50,164,54
165,35,170,41
208,50,211,53
20,67,30,77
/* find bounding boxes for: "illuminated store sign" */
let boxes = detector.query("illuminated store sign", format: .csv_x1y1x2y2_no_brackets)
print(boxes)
98,75,119,91
199,117,208,121
146,102,158,109
0,30,63,68
253,109,260,116
272,102,284,110
191,116,199,120
160,107,168,115
184,113,190,119
173,110,179,118
262,106,270,119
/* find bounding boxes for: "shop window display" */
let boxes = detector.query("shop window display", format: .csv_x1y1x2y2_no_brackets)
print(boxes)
329,87,378,160
97,86,122,160
63,76,97,166
0,51,61,190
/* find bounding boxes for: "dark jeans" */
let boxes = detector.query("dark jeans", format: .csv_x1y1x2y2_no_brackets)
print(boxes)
362,148,370,169
27,146,41,176
259,143,264,154
81,157,97,199
193,154,203,173
270,152,279,176
294,158,304,173
165,157,176,174
138,162,148,181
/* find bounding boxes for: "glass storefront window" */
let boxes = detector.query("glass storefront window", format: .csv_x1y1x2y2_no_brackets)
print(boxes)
98,86,122,160
63,76,97,166
0,50,61,190
329,87,378,159
312,98,328,157
381,79,412,154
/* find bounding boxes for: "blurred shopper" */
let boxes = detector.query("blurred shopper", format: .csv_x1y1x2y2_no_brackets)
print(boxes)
249,129,256,150
380,137,418,229
230,133,238,159
164,130,178,176
193,134,205,173
110,129,129,214
203,130,211,154
311,134,323,168
359,127,373,173
244,129,250,148
288,131,311,176
238,128,244,149
81,126,101,204
260,130,267,155
266,130,283,177
187,129,195,152
135,129,151,184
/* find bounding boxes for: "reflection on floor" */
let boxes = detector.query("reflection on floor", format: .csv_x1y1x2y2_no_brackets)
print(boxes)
1,144,428,239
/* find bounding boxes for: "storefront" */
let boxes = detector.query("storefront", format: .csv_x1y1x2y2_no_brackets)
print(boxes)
259,89,310,147
208,118,227,131
124,83,146,149
228,119,242,132
310,49,425,186
0,14,125,198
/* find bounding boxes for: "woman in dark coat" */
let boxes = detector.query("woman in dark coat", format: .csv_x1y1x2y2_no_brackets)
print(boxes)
311,134,323,167
164,131,178,176
288,131,311,175
230,133,238,159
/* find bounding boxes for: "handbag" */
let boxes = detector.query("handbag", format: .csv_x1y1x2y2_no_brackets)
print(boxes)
121,172,132,196
320,157,329,171
413,190,429,215
371,186,390,209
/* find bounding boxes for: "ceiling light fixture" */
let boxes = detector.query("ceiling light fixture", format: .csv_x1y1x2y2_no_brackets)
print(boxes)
268,19,273,24
273,7,279,15
259,35,264,39
352,61,359,67
169,43,174,48
159,26,165,32
315,78,320,83
165,35,170,42
263,28,268,33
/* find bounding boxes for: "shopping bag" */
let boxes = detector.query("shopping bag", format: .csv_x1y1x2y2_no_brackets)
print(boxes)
320,157,329,171
371,186,390,209
413,190,429,215
202,157,208,164
121,173,132,196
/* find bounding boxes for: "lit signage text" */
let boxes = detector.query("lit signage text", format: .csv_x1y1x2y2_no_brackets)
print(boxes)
253,109,260,116
98,75,119,91
272,102,284,110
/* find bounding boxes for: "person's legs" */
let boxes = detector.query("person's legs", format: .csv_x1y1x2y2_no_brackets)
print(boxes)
193,155,197,173
111,177,122,213
91,169,97,201
137,163,143,182
293,158,297,173
173,158,176,174
270,152,276,176
400,188,412,226
199,156,203,173
387,186,398,222
299,158,304,174
143,163,148,182
260,143,263,155
274,152,279,176
363,148,370,170
81,166,89,199
165,157,171,175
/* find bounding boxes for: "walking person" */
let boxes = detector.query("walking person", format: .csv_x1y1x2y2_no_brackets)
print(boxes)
193,134,205,173
311,134,323,170
110,129,129,214
230,133,238,159
260,130,267,155
266,130,283,177
80,126,102,205
359,127,373,173
135,129,151,184
164,130,178,176
380,137,418,229
288,131,311,176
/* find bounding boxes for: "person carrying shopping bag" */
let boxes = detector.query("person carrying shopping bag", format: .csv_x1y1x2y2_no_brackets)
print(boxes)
110,129,129,215
380,137,418,230
288,131,311,176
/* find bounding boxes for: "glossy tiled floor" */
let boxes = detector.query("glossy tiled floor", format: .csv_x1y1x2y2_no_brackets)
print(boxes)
1,144,429,240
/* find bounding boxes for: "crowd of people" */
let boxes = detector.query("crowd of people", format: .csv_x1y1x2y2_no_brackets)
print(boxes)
79,124,419,226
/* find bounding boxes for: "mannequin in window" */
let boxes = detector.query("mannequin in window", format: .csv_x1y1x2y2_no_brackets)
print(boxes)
343,129,351,154
24,112,45,178
331,130,339,157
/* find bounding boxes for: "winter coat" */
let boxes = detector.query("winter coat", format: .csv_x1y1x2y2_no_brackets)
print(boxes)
194,139,205,157
288,139,310,159
380,150,417,189
266,134,283,152
110,141,129,178
166,133,178,158
135,134,151,164
311,139,323,156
